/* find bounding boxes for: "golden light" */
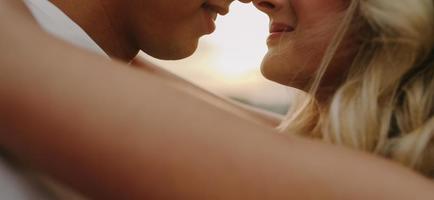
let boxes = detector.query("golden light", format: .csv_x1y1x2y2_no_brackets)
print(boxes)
140,2,290,112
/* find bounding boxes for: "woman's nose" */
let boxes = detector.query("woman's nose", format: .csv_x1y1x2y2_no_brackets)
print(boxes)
253,0,282,15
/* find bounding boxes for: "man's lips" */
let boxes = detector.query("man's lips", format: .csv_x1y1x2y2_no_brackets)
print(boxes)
200,2,230,34
208,10,218,21
202,6,218,34
269,23,295,33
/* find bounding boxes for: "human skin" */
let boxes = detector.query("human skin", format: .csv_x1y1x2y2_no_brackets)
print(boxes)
50,0,235,61
131,58,284,127
48,0,282,126
1,1,434,199
252,0,355,91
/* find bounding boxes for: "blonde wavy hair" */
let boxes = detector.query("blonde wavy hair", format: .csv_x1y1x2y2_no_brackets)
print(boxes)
278,0,434,177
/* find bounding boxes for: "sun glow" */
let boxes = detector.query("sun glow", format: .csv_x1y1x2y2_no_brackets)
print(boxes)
140,2,290,108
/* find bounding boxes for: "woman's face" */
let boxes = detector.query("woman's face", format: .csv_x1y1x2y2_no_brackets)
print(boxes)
253,0,353,90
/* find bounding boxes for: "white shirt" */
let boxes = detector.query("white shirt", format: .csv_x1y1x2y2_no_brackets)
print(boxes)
0,156,49,200
23,0,108,57
0,0,107,199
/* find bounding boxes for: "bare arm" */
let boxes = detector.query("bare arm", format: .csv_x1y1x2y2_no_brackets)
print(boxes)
1,1,434,199
131,57,283,127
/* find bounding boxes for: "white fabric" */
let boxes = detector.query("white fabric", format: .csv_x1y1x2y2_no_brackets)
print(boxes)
23,0,108,57
0,156,50,200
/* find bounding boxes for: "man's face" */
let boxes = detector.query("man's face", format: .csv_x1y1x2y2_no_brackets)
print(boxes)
125,0,234,60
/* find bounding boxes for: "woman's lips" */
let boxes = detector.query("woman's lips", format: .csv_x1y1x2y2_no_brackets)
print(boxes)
267,23,295,44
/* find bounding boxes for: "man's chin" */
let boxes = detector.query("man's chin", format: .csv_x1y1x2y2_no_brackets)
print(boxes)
146,43,198,60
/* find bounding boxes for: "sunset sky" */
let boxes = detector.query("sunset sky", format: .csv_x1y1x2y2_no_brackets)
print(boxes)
140,2,292,109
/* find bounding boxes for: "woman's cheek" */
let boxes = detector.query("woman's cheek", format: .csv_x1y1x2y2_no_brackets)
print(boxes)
291,0,348,26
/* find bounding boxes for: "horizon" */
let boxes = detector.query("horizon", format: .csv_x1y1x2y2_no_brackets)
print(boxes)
140,2,292,112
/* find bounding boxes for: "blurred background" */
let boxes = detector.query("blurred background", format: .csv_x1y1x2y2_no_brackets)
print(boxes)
140,2,291,114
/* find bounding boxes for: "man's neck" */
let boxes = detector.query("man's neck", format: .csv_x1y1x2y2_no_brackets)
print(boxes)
49,0,139,61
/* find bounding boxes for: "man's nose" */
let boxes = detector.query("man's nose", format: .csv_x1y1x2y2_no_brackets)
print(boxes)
238,0,252,3
206,0,235,15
